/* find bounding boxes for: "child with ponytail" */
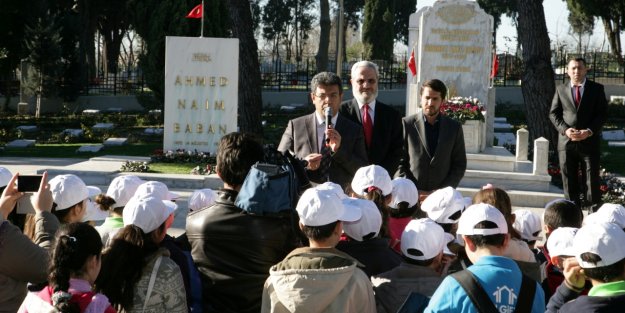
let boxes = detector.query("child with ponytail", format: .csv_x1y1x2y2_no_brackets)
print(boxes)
18,222,115,313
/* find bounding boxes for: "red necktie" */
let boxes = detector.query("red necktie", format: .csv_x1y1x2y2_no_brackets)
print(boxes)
575,85,581,108
363,104,373,148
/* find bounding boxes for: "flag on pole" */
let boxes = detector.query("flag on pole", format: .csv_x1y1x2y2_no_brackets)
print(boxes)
408,49,417,76
490,53,499,78
186,4,203,19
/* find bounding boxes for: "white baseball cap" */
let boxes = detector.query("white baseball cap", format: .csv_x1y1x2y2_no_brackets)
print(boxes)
106,175,145,207
390,178,418,209
421,187,465,224
342,198,382,241
584,203,625,229
457,203,508,235
123,195,177,233
134,181,179,201
188,189,218,211
0,167,12,188
49,174,95,211
316,182,348,200
546,227,578,257
296,188,362,227
574,222,625,268
82,186,109,222
513,209,543,241
351,165,392,197
401,218,446,261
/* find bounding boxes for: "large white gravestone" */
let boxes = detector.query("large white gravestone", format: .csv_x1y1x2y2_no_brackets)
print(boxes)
164,37,239,154
406,0,495,150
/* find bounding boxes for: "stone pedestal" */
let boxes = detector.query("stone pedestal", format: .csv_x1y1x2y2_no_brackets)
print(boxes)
17,102,29,115
462,120,486,153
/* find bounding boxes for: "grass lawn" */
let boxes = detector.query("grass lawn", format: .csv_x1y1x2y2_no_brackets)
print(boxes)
0,143,161,158
148,163,200,174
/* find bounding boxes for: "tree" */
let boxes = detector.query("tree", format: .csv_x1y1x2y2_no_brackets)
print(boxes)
393,0,416,45
362,0,394,60
226,0,264,134
0,0,31,111
98,0,130,74
567,3,594,54
567,0,625,65
315,0,330,72
515,0,558,151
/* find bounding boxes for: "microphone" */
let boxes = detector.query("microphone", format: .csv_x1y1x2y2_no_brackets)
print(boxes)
324,107,332,129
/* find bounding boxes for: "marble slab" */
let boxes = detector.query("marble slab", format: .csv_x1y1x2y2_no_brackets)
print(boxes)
608,141,625,147
494,122,513,129
494,117,507,123
6,139,36,148
602,130,625,141
16,125,38,132
63,129,83,137
77,144,104,153
103,138,128,146
92,123,115,130
144,128,164,135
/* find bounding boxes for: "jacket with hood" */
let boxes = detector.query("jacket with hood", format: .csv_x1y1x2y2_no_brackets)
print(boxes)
261,247,376,313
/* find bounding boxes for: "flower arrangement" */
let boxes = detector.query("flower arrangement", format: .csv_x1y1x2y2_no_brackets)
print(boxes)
120,161,150,173
600,169,625,205
440,96,485,123
150,148,216,164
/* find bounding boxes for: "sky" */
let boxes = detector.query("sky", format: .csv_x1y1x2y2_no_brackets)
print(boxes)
413,0,614,54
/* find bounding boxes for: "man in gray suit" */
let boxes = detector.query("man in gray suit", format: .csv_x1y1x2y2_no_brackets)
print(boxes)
278,72,368,189
550,57,608,212
397,79,467,200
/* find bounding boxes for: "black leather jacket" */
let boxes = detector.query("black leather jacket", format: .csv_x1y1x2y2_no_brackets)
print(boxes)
186,188,299,313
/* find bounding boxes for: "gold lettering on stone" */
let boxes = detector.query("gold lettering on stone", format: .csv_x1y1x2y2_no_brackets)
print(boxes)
174,123,180,133
175,76,182,85
192,53,212,62
214,100,225,110
196,77,206,86
435,4,476,25
185,124,192,133
219,125,227,134
197,124,203,133
220,77,228,86
208,125,215,134
185,77,193,86
209,77,216,86
178,100,186,109
191,100,199,110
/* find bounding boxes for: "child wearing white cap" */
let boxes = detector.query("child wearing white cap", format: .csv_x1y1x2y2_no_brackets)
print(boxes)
187,188,217,212
350,165,393,238
425,203,545,313
95,195,187,312
546,223,625,312
336,197,402,277
262,187,376,313
387,177,419,253
372,218,446,313
47,174,100,224
95,175,144,245
584,203,625,230
513,209,543,249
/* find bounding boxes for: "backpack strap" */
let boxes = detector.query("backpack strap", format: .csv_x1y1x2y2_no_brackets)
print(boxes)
451,270,499,313
513,274,536,313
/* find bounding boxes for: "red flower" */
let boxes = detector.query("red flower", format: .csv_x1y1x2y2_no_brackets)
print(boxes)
600,185,609,193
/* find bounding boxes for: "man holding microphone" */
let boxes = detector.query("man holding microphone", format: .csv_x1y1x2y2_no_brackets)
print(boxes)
279,71,368,188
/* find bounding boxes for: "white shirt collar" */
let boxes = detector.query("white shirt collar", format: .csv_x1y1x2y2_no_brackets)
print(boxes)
570,78,586,88
357,99,377,112
315,112,338,126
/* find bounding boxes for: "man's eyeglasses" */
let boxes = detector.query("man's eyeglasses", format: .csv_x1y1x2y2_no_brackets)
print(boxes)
314,93,340,100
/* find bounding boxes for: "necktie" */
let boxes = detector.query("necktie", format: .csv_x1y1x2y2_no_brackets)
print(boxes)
575,85,581,108
318,134,332,181
363,104,373,148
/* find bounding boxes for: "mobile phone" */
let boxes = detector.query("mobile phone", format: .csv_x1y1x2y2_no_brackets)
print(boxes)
17,175,43,192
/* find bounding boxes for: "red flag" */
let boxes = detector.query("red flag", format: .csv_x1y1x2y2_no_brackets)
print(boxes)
186,4,203,19
490,53,499,78
408,49,417,76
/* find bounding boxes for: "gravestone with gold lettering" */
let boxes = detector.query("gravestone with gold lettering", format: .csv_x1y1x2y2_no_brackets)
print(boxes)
164,36,239,154
406,0,495,150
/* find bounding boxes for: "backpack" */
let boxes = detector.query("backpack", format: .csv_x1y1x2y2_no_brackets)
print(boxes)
235,147,311,216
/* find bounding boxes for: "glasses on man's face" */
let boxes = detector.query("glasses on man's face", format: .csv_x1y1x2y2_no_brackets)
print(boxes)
355,78,377,85
314,93,340,101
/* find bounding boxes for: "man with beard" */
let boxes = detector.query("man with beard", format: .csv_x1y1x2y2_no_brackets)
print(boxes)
340,61,403,176
397,79,467,200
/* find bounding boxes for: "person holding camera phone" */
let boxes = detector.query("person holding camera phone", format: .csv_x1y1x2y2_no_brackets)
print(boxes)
278,71,368,189
0,172,59,313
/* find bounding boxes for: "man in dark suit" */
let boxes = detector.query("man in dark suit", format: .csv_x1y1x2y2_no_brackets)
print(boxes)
340,61,403,176
397,79,467,199
279,72,368,189
550,57,608,212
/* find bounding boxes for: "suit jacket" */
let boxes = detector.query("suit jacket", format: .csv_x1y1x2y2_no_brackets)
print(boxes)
549,79,608,151
397,111,467,192
278,113,368,188
340,99,403,176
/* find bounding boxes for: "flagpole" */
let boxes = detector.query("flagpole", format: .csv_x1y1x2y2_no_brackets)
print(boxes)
200,0,204,38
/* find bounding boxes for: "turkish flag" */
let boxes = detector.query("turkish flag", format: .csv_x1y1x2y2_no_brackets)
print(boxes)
490,53,499,78
408,50,417,76
186,4,203,19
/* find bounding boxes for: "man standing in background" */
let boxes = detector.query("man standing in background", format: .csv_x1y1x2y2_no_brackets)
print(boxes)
550,57,608,212
340,61,403,176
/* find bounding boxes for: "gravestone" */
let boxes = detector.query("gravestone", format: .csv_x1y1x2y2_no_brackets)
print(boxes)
164,37,239,154
16,125,38,132
77,144,104,153
103,138,128,146
7,139,36,148
602,130,625,141
63,129,84,137
92,123,115,131
407,0,495,151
